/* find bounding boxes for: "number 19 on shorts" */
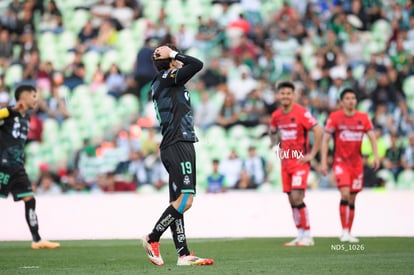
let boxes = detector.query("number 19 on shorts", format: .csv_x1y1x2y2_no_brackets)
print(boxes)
180,162,192,175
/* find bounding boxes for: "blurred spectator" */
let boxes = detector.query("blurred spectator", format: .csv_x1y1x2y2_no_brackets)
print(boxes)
240,0,263,29
140,127,158,156
96,171,137,192
37,61,54,92
90,0,113,26
236,145,268,189
200,57,227,89
15,3,36,36
230,33,260,68
113,150,148,187
247,23,269,50
89,19,118,53
38,0,63,33
238,88,266,128
145,145,168,191
272,1,300,25
228,64,257,103
401,133,414,170
383,133,404,181
342,31,365,67
22,50,40,83
76,20,98,53
63,62,86,90
0,77,10,108
257,43,283,83
370,72,399,111
61,169,88,193
133,37,157,100
33,163,62,195
272,27,300,74
0,28,13,68
205,159,227,193
358,64,378,100
327,68,346,110
216,91,240,129
194,90,220,132
111,0,134,29
105,63,125,98
175,24,195,53
45,84,70,125
363,154,385,188
194,17,220,54
27,110,43,143
387,100,414,136
218,149,243,189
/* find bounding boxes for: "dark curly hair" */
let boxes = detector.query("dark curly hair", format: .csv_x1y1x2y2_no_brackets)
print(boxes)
152,43,179,71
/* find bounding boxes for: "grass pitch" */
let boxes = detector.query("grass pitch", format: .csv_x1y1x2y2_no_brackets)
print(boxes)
0,238,413,275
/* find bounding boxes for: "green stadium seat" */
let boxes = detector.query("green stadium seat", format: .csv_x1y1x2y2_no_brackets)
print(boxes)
117,94,139,118
377,169,395,188
4,64,23,87
228,124,249,140
396,170,414,189
41,118,60,143
402,75,414,100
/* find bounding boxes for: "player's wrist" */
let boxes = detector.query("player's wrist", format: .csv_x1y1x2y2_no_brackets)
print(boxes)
169,51,178,59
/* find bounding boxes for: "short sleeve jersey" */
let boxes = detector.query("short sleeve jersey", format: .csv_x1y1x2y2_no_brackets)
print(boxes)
269,103,318,168
324,110,373,166
151,54,203,150
0,107,30,165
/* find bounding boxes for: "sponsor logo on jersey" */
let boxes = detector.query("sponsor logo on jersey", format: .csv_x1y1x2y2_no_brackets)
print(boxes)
280,129,298,140
339,130,364,141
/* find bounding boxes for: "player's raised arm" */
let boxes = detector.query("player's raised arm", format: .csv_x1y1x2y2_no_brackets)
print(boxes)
153,45,203,84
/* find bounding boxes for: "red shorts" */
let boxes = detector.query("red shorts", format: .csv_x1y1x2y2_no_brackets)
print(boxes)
281,164,310,193
333,163,363,192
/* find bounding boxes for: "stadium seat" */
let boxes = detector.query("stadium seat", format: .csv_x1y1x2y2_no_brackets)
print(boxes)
396,170,414,189
41,118,60,144
370,19,392,42
402,75,414,100
204,125,227,145
227,124,249,140
377,169,395,189
4,64,23,87
67,9,91,34
117,94,139,118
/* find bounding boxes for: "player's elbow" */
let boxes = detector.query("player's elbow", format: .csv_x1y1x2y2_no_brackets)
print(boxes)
194,60,203,72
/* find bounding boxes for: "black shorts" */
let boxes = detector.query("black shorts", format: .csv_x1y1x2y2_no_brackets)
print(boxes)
160,142,196,202
0,165,34,201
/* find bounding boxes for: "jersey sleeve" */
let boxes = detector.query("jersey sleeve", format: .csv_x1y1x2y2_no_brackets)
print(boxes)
173,53,203,85
324,113,336,133
301,109,318,130
363,113,374,132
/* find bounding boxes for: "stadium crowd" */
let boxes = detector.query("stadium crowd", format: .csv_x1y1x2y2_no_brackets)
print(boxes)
0,0,413,195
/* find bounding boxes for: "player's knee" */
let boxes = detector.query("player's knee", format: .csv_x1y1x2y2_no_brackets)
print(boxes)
24,197,35,208
23,196,35,203
177,193,193,213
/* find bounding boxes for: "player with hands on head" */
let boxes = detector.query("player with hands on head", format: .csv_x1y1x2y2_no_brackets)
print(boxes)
0,85,60,249
320,88,379,243
142,44,214,266
269,81,323,246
